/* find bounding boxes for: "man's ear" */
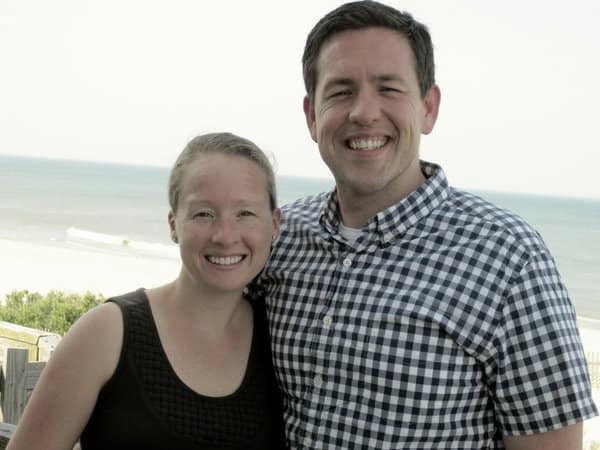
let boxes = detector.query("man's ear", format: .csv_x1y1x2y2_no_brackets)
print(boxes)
303,96,318,143
421,84,441,135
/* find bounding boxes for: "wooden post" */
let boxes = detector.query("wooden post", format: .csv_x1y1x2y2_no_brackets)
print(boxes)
584,351,600,390
0,422,16,449
1,348,29,425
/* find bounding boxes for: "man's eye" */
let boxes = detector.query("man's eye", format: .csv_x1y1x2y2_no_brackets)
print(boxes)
380,86,401,93
329,90,352,98
239,210,256,217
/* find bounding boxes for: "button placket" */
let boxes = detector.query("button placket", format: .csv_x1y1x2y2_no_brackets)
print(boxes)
313,374,323,388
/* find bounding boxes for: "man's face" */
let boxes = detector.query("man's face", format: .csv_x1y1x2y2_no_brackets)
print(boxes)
304,27,440,205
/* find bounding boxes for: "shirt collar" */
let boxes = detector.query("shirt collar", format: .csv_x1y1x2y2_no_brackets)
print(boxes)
319,161,449,247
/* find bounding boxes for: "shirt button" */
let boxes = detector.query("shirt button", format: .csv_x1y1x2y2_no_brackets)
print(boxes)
314,374,323,388
323,315,332,326
342,257,352,268
383,233,393,243
304,436,313,447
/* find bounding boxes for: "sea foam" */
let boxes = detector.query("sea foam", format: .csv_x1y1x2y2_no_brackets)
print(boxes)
67,227,179,260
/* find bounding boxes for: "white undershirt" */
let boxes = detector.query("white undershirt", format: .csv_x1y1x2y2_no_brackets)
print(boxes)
338,223,362,244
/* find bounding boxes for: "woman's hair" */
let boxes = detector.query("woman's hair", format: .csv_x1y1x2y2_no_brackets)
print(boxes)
168,132,277,213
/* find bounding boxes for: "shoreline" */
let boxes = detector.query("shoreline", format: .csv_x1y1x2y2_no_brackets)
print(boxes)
0,238,180,301
1,237,599,356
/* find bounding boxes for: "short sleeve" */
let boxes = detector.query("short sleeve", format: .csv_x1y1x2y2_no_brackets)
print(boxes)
492,245,598,435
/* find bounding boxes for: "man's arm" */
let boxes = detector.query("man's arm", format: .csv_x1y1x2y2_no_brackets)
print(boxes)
503,422,582,450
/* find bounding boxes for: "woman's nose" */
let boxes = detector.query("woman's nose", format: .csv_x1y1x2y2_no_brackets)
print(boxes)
210,218,240,245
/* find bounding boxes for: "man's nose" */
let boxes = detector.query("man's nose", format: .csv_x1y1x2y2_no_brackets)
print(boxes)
348,90,382,125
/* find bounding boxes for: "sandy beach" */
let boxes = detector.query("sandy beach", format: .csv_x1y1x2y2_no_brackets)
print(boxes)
0,238,180,301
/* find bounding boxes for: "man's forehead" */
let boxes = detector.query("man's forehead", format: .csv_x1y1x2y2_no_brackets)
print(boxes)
314,28,416,87
318,27,410,55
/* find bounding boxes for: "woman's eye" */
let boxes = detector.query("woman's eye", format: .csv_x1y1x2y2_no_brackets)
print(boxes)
193,211,214,219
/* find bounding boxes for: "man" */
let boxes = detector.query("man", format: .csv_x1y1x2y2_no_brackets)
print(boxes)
253,1,598,448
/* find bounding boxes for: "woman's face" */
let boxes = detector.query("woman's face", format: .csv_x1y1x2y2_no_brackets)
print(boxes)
169,153,280,295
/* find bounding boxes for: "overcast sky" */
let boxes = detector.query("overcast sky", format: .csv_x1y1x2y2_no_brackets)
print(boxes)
1,0,599,199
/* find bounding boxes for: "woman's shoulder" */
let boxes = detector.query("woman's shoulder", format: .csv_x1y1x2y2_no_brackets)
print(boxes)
106,288,148,309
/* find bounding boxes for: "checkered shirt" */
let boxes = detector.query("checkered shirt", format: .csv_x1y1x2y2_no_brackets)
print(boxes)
253,161,597,449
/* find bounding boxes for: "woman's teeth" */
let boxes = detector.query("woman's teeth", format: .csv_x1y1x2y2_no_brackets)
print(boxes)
207,255,243,265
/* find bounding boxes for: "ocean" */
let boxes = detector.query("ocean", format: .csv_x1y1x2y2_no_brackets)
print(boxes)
1,154,599,320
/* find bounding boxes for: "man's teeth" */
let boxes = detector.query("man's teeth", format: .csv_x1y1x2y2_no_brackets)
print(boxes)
207,255,243,265
348,138,386,151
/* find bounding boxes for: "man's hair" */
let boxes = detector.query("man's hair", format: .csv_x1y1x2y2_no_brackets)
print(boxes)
302,0,435,100
168,132,277,213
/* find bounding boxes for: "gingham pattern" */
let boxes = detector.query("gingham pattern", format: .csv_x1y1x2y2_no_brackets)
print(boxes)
254,161,597,449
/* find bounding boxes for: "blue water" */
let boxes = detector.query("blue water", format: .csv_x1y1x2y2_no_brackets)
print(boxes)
1,154,598,319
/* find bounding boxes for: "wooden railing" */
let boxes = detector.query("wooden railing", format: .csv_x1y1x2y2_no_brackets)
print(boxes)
0,321,60,448
0,321,59,363
0,423,16,449
0,348,46,448
586,352,600,389
1,348,46,424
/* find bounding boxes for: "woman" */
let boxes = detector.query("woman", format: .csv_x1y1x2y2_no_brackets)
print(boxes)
7,133,285,449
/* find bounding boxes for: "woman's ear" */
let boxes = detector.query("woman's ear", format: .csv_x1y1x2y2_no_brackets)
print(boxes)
271,208,282,240
168,210,178,243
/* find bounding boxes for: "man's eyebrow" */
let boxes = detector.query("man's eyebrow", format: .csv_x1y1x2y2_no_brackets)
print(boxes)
321,74,408,92
321,77,354,92
375,73,408,83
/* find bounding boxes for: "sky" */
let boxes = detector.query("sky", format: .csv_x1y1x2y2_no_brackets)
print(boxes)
1,0,599,199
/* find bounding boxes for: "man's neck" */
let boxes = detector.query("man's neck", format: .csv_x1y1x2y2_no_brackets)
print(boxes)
337,167,426,228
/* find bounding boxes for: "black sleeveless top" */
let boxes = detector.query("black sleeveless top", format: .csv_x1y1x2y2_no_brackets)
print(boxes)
80,289,285,449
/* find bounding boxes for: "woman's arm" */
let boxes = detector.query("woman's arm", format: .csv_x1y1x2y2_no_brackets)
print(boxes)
6,302,123,450
503,422,583,450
